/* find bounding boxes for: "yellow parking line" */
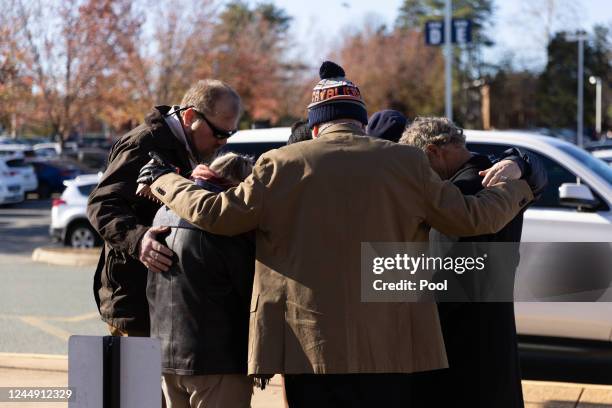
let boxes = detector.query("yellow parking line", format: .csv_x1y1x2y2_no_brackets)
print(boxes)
18,316,71,342
0,352,67,360
0,312,99,322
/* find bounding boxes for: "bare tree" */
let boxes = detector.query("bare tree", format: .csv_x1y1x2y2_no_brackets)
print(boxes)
8,0,143,141
520,0,583,48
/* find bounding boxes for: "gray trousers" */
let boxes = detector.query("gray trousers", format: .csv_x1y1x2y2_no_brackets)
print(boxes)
161,373,253,408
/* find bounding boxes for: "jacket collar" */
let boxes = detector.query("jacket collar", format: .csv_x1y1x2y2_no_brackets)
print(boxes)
144,106,193,174
316,122,367,138
450,153,492,182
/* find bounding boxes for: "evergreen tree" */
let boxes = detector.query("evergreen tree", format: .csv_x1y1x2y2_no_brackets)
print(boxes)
536,27,611,136
395,0,494,127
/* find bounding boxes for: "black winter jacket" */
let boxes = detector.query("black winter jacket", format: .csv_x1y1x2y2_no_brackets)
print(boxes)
87,106,192,332
424,152,536,408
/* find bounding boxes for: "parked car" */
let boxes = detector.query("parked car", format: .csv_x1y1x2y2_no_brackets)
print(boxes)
3,153,38,193
224,128,612,333
461,131,612,384
28,159,82,198
0,158,25,205
585,141,612,167
591,149,612,166
0,143,35,158
33,142,78,158
50,174,102,248
220,128,612,382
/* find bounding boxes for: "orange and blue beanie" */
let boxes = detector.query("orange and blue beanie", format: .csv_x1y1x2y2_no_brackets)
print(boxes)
307,61,368,129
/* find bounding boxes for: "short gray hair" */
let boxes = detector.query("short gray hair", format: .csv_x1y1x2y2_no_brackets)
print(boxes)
181,79,241,117
210,152,254,184
399,117,465,150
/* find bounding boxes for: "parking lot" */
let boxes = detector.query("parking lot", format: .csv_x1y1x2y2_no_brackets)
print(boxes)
1,199,612,407
0,199,107,355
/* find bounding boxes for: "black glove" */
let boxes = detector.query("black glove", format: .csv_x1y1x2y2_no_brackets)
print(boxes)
498,148,548,200
137,152,178,186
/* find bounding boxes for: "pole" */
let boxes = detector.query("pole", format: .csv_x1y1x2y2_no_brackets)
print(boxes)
481,84,490,130
577,33,584,147
445,0,452,120
595,78,602,136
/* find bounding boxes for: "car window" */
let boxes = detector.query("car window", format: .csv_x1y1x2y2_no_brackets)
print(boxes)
222,142,286,160
556,143,612,186
78,183,97,197
5,159,29,168
468,142,578,209
466,143,512,160
524,151,578,208
469,142,610,211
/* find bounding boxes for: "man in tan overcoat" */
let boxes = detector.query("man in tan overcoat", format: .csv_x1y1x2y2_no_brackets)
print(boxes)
137,61,534,407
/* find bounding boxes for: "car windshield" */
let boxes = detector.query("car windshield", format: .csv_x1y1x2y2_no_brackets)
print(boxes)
557,144,612,186
6,159,29,168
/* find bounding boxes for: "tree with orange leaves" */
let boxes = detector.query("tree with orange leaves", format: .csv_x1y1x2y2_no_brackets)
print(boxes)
5,0,143,141
337,23,445,120
211,1,298,126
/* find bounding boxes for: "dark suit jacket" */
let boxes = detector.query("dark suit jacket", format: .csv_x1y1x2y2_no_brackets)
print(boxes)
423,153,526,408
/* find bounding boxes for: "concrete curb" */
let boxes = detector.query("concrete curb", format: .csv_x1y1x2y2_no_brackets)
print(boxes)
31,246,101,267
0,353,67,372
523,379,612,390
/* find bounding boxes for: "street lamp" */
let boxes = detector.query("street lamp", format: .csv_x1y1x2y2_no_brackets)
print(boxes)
589,76,602,136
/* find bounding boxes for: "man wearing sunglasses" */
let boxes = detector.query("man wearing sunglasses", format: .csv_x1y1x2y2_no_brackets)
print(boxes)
87,79,241,339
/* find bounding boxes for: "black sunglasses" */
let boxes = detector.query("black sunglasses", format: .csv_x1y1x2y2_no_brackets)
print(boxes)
191,108,238,140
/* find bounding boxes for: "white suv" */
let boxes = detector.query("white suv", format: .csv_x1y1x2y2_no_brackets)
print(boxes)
224,128,612,344
50,174,101,248
3,153,38,193
0,158,25,205
464,131,612,344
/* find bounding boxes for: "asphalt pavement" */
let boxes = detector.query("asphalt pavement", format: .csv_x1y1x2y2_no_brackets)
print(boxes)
0,199,107,355
0,199,55,256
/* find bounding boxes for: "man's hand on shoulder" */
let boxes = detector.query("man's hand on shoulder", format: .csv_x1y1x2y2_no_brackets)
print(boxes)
478,159,522,187
479,148,547,197
191,164,219,181
138,226,174,273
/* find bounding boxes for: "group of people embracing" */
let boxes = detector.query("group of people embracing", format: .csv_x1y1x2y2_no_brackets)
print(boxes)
87,61,546,407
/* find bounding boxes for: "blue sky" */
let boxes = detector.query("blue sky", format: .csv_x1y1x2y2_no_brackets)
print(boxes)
270,0,612,70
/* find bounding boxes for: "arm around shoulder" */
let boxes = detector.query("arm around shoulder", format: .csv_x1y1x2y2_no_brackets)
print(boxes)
150,154,274,235
420,151,533,237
